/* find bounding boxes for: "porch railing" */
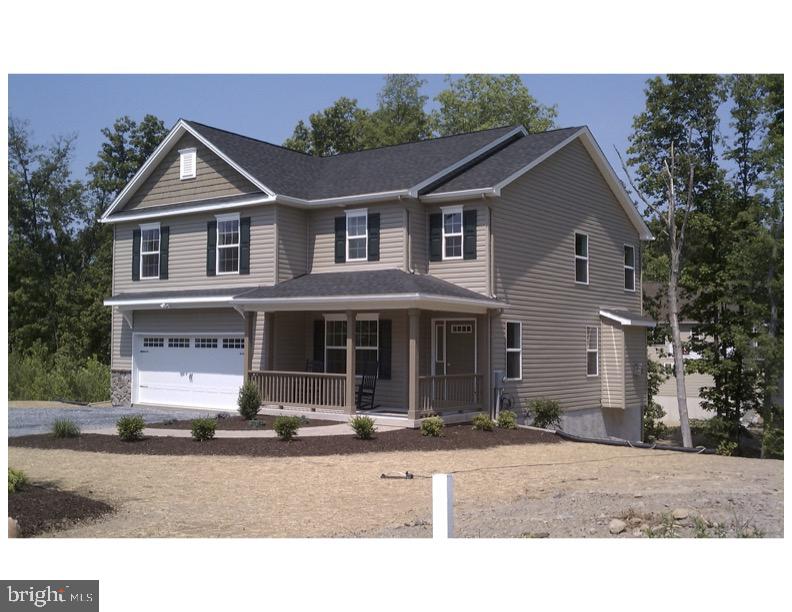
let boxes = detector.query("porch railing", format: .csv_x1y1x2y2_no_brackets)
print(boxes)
418,373,483,416
248,370,347,413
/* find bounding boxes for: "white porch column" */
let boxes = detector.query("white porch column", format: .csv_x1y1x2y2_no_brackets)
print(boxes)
264,312,275,370
407,308,420,420
345,310,357,414
243,312,253,379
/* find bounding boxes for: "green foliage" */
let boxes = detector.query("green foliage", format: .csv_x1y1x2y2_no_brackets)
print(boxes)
432,74,557,135
8,345,110,402
190,418,216,442
273,416,302,441
284,97,370,155
471,413,495,432
496,410,518,429
116,415,145,441
527,398,562,430
349,415,377,440
420,416,444,437
8,468,28,494
643,359,670,442
762,423,784,459
716,440,738,456
237,382,262,420
52,418,80,439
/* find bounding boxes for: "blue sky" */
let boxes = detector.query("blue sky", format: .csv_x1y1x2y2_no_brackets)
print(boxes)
8,74,656,181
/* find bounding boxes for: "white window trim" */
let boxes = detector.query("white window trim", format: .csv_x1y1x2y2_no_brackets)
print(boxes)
345,208,368,262
586,326,599,377
215,212,241,276
624,244,636,292
505,320,523,381
441,205,464,261
575,232,589,285
322,313,379,375
139,222,160,280
179,147,197,180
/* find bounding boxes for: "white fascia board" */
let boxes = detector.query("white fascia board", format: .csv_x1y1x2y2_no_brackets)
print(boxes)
100,120,277,222
232,293,500,314
599,309,656,328
105,296,238,308
419,188,496,203
101,194,275,224
407,126,527,197
275,190,410,209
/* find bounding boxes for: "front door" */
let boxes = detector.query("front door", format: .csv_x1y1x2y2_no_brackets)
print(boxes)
433,319,476,375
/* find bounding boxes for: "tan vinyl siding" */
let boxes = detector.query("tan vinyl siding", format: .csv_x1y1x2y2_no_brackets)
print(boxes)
111,310,133,370
307,201,406,273
122,134,260,211
425,200,490,295
272,312,309,371
276,204,308,282
113,206,275,292
600,318,624,409
407,200,428,274
624,327,647,408
491,138,643,412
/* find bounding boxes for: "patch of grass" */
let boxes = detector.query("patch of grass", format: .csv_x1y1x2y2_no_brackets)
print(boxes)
8,468,27,494
52,418,80,439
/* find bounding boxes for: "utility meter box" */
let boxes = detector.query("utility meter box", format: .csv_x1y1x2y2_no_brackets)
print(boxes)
492,369,505,389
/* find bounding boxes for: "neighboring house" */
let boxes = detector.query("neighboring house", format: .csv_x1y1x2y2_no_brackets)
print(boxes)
102,119,654,440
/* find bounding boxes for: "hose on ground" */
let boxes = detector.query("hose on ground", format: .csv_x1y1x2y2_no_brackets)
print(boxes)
553,429,712,454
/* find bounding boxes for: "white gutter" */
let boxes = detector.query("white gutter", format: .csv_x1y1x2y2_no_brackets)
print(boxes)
100,194,276,224
274,189,410,209
105,295,240,307
419,187,497,203
599,309,656,328
232,292,501,311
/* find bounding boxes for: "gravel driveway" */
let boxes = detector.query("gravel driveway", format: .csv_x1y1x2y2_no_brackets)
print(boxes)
8,406,215,437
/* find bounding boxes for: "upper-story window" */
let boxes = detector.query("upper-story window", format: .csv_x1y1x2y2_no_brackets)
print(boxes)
139,222,160,279
216,213,240,274
624,244,636,291
442,205,463,260
575,232,589,284
179,148,197,180
346,208,368,261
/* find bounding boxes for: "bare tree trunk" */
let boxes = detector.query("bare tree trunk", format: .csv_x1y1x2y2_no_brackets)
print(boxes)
668,249,692,447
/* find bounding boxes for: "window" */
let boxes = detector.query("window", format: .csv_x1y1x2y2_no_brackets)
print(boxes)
586,326,599,376
442,206,463,260
450,323,473,334
195,338,218,349
324,315,379,375
575,233,589,284
222,338,245,349
140,223,160,279
143,336,164,348
506,321,522,380
346,209,368,261
216,214,240,274
168,337,190,348
179,148,196,180
624,245,636,291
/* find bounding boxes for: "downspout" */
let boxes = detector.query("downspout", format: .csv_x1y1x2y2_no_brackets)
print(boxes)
273,204,280,284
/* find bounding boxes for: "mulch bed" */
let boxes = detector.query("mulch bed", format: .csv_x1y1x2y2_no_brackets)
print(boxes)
9,426,560,458
8,484,114,537
148,415,339,430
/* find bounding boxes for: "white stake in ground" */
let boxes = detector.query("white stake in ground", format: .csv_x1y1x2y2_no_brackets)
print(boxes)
432,473,454,539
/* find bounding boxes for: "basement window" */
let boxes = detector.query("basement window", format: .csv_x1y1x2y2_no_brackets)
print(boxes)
179,148,197,180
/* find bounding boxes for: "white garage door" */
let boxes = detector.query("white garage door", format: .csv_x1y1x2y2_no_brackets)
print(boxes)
133,334,244,410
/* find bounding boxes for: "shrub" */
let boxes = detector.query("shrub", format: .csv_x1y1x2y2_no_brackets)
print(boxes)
191,418,216,442
762,425,784,459
527,398,562,430
472,412,495,431
496,410,518,429
237,382,262,420
350,415,377,440
117,415,145,441
642,401,669,442
716,440,738,456
8,468,27,494
273,415,302,441
52,418,80,439
420,415,444,437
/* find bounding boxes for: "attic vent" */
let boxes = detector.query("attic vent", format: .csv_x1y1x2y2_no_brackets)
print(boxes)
179,148,197,180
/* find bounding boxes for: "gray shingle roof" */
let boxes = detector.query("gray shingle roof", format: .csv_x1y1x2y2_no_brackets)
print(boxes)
234,270,499,302
184,120,572,200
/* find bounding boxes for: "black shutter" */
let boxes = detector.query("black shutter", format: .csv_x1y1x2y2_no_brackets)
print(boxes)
313,319,325,364
429,213,442,261
131,229,141,281
159,226,169,280
463,209,477,260
378,319,392,380
367,213,380,261
206,220,217,276
334,216,346,263
240,217,251,275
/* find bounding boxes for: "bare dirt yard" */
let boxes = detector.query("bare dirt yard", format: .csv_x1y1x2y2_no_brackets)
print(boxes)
8,440,783,538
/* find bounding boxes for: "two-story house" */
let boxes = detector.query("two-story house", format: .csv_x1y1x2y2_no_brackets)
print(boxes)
102,119,654,440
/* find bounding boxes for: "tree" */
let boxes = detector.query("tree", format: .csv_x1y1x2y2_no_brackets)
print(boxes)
283,97,370,155
432,74,557,135
364,74,432,147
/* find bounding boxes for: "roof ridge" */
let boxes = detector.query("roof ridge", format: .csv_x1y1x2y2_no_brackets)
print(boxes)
183,119,315,157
